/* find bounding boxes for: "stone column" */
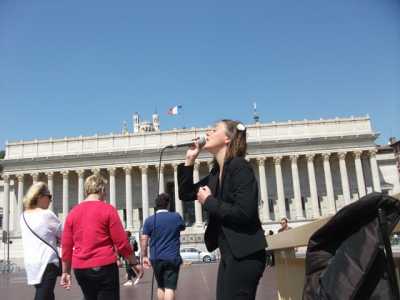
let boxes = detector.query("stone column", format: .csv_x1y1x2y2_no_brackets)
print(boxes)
369,149,382,192
62,171,69,218
77,169,85,203
257,157,270,222
158,164,165,194
32,173,39,184
338,152,351,205
132,209,141,231
306,154,320,218
354,151,366,197
173,164,183,217
193,162,203,226
124,166,133,230
140,165,149,221
274,156,286,218
109,167,117,207
322,153,336,214
10,178,18,234
46,172,54,211
3,175,10,235
16,174,24,217
92,168,101,176
290,155,304,220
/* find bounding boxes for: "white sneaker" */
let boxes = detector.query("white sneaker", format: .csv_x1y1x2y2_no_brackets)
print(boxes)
123,280,133,286
133,277,141,286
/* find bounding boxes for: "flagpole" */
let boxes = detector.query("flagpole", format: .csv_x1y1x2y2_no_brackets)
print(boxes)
181,106,186,129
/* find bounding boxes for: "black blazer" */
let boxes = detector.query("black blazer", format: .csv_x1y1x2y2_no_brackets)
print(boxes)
178,157,267,259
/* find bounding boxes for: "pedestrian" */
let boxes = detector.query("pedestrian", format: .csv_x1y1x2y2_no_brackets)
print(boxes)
140,193,185,300
20,182,62,300
178,119,267,300
122,231,139,286
60,174,142,300
278,217,292,233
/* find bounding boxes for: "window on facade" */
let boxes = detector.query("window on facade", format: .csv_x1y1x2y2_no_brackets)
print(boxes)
202,207,209,223
122,209,127,225
301,196,305,211
166,182,176,212
285,197,290,216
268,198,274,213
183,202,195,226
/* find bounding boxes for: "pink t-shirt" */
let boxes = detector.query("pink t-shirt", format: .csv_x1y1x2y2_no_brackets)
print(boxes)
62,200,132,269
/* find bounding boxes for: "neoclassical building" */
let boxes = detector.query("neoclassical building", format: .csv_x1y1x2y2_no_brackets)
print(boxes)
1,116,400,257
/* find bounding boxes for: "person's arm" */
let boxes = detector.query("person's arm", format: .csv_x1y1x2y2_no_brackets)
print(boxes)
140,217,153,269
178,163,210,201
48,211,62,243
60,260,72,290
60,215,73,290
202,161,259,226
140,234,151,269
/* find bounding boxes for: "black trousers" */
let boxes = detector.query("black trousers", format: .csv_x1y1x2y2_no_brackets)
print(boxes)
125,266,136,280
217,238,266,300
74,263,120,300
124,260,136,280
34,263,59,300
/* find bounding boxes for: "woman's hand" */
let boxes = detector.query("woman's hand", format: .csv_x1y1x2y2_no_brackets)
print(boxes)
60,272,72,290
185,141,202,166
197,186,211,204
116,258,123,268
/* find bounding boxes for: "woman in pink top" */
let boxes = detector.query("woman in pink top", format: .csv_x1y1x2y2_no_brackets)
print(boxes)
60,174,142,300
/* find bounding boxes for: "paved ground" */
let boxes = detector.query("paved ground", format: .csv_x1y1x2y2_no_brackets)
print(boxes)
0,263,277,300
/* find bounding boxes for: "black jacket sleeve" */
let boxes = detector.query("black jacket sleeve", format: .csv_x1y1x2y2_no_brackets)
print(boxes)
177,163,210,201
203,158,259,226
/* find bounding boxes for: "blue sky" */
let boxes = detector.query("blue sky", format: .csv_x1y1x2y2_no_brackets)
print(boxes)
1,0,399,148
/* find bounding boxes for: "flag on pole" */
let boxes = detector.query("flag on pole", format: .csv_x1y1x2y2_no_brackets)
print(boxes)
167,105,182,115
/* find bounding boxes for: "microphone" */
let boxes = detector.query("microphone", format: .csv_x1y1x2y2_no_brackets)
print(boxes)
166,136,206,149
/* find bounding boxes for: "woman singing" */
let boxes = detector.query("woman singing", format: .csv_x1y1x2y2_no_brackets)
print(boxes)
178,119,267,300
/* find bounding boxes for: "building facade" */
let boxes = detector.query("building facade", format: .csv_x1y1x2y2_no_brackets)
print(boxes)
1,116,400,258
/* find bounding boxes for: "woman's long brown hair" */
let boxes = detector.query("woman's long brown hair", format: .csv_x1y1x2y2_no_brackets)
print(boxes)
221,119,247,161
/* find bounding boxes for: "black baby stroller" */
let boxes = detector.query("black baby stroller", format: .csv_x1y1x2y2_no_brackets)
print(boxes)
303,193,400,300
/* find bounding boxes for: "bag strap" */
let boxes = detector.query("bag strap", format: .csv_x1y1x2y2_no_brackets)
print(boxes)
22,211,60,260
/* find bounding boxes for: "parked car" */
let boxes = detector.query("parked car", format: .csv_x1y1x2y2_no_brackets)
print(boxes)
180,247,217,263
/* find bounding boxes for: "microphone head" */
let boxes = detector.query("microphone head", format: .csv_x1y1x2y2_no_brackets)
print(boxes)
197,136,206,148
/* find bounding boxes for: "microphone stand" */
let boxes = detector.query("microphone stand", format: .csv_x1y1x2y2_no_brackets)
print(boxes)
148,144,173,300
148,140,199,300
